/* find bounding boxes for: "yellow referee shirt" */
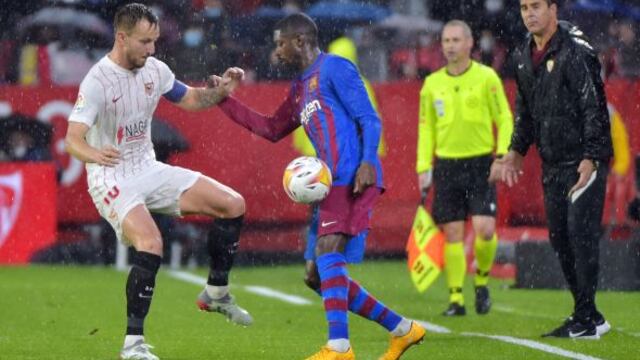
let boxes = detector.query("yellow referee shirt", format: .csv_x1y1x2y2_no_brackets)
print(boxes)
416,61,513,173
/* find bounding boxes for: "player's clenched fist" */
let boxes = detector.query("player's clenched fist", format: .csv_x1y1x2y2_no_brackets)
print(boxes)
207,67,245,96
222,67,244,80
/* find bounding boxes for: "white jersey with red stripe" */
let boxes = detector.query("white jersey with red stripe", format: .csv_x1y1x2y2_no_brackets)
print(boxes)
68,55,175,187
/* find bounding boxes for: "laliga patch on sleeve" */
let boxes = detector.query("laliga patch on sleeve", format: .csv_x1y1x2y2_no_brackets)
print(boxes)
73,93,85,113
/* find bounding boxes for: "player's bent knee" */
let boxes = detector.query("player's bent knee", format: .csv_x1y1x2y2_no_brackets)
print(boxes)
315,234,345,256
208,192,245,219
226,193,246,218
132,235,163,255
303,272,320,291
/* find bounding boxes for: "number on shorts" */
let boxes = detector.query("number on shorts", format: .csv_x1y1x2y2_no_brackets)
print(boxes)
103,185,120,205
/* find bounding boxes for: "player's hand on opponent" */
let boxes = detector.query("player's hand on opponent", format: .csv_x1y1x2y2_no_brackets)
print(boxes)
207,67,245,96
489,150,523,187
222,67,245,81
92,145,120,167
354,162,376,195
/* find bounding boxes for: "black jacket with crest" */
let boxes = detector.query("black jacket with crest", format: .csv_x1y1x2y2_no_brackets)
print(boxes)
510,21,612,165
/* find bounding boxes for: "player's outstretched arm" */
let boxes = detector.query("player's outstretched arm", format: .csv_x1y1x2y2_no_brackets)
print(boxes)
176,67,245,111
65,122,120,166
217,89,300,142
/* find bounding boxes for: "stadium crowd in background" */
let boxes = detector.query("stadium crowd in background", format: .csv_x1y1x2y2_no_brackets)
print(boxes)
1,0,640,85
0,1,638,357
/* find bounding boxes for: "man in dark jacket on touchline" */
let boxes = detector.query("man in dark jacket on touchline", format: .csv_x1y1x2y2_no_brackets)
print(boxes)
489,0,613,339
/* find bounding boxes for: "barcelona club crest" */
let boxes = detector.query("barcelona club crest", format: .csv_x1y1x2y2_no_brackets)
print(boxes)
144,82,154,96
308,76,318,92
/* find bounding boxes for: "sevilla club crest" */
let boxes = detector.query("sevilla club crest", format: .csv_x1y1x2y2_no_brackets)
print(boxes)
144,82,154,96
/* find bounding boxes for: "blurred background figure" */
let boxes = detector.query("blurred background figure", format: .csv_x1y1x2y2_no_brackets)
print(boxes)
389,30,445,80
473,29,507,74
12,5,111,85
612,19,640,78
604,104,633,226
0,114,53,162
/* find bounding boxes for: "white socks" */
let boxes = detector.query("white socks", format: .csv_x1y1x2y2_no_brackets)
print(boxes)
327,339,350,353
124,335,144,348
391,318,413,337
205,285,229,300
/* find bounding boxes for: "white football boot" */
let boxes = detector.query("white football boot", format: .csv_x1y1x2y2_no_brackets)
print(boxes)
120,340,159,360
196,290,253,326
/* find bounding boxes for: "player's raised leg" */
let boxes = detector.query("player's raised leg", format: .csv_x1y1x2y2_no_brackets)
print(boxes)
120,205,163,360
304,260,424,360
179,176,253,326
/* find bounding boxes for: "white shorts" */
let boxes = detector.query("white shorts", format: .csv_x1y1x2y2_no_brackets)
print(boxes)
88,161,201,244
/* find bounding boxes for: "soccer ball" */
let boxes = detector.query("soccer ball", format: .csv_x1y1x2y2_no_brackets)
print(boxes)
282,156,332,204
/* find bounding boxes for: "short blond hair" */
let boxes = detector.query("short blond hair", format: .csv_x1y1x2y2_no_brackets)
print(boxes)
443,20,473,39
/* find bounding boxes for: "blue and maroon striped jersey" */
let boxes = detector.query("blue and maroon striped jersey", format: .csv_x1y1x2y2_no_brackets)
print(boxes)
219,52,383,188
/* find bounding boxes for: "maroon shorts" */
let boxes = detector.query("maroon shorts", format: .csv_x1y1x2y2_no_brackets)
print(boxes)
316,185,381,237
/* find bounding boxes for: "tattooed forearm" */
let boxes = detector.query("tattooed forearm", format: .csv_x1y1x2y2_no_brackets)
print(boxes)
195,87,227,109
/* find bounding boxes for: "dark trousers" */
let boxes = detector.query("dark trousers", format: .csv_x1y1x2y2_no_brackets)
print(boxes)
542,163,608,321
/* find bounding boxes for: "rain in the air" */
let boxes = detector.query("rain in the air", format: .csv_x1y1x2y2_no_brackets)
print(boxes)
0,0,638,359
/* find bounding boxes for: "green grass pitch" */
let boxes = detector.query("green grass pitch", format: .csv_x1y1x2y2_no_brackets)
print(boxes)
1,261,638,359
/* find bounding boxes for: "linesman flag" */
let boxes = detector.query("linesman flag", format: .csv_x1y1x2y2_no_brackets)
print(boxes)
405,193,445,293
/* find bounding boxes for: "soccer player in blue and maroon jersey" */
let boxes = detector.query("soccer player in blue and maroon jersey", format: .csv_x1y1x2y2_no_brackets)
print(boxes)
214,13,425,360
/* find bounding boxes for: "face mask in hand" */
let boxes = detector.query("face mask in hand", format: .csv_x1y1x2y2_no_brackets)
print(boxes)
183,29,204,48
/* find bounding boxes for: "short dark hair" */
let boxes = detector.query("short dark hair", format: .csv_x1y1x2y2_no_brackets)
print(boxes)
114,3,158,34
275,13,318,46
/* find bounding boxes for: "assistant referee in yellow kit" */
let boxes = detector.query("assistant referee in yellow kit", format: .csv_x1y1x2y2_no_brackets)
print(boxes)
416,19,513,316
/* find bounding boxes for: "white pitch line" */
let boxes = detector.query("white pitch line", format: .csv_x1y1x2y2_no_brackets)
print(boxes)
244,285,313,305
413,319,451,334
462,332,605,360
167,270,605,359
167,270,207,286
167,270,313,305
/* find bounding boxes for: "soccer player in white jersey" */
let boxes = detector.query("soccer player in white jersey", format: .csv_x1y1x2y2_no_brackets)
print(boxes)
64,4,249,360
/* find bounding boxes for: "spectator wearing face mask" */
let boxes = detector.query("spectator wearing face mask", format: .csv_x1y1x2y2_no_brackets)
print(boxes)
200,0,228,47
171,14,241,83
612,20,640,78
173,20,210,82
0,114,53,162
472,29,507,74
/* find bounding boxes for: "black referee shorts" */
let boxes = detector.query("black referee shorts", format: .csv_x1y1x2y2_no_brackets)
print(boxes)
432,154,496,224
